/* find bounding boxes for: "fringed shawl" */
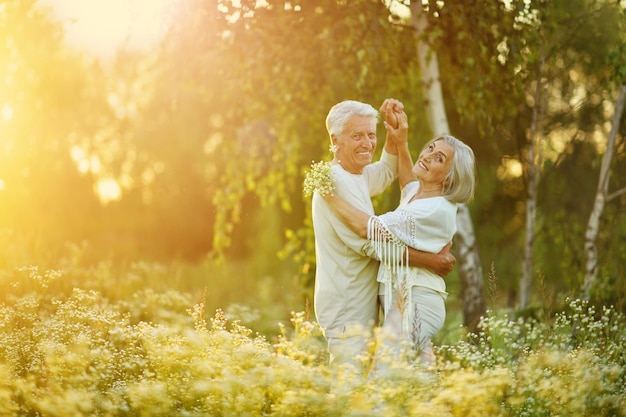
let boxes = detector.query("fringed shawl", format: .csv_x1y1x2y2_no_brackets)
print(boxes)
367,211,414,338
367,196,456,344
367,181,457,344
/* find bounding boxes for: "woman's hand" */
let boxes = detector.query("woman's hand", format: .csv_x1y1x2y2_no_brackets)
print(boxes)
385,109,408,148
380,98,403,129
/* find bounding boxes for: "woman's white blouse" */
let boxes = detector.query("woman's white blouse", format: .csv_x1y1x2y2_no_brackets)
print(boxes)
368,180,458,297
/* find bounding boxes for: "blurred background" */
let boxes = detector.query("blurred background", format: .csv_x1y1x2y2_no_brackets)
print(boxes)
1,0,625,336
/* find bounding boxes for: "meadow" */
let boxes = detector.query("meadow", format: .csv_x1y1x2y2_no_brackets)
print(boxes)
1,243,625,416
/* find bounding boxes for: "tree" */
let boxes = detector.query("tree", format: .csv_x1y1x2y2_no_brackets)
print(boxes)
407,2,486,331
520,39,546,310
514,0,626,307
422,0,626,310
583,28,626,298
123,0,419,267
9,0,625,313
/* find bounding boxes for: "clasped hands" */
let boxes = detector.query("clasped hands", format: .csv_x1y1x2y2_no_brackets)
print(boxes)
380,98,409,148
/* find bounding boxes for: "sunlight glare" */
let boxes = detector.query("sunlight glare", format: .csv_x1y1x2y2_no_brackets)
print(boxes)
96,178,122,203
2,104,13,121
497,158,523,180
70,145,90,174
37,0,175,59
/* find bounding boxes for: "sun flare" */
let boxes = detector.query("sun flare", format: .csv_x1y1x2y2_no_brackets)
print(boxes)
97,178,122,203
36,0,175,59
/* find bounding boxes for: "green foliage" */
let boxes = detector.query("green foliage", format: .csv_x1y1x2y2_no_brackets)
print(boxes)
426,0,626,305
1,0,625,333
174,0,421,273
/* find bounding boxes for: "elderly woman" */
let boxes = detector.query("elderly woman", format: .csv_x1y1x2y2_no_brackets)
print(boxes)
322,107,476,370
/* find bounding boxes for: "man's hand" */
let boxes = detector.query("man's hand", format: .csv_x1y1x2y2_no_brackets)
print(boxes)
432,242,456,278
406,242,456,277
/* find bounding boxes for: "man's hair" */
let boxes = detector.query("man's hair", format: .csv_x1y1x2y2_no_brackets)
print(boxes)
425,135,476,204
325,100,378,139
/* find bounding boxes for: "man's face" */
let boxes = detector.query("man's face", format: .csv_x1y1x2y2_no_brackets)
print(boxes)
332,115,377,174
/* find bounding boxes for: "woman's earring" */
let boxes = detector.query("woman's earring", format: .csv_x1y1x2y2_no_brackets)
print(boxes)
329,143,338,153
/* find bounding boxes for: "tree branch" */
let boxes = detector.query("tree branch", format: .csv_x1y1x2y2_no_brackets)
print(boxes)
607,187,626,202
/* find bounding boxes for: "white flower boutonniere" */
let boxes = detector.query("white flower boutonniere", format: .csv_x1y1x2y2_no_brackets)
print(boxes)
303,161,335,197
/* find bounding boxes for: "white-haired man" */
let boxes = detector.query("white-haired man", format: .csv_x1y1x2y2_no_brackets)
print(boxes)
312,99,455,374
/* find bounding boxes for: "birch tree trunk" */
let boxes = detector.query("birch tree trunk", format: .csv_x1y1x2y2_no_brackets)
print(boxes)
410,3,485,331
519,48,545,310
582,84,626,299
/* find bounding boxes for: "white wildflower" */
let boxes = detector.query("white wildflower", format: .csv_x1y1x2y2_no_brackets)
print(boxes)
303,161,335,197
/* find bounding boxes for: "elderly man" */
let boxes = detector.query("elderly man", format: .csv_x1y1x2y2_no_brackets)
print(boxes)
312,99,454,373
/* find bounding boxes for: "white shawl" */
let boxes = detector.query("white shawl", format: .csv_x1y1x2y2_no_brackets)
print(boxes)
367,185,457,344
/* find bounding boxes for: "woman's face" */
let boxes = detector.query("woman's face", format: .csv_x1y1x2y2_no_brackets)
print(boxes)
332,115,377,174
413,139,454,187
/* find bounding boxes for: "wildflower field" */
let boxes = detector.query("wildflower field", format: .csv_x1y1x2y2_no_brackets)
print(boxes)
1,256,625,416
